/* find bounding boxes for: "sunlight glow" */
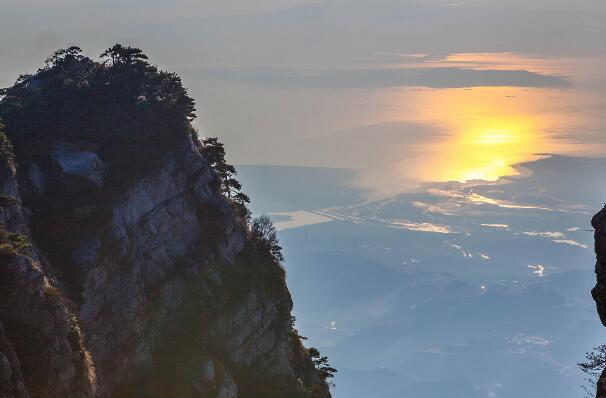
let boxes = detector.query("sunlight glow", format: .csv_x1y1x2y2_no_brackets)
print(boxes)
440,114,542,182
398,86,574,183
355,52,604,194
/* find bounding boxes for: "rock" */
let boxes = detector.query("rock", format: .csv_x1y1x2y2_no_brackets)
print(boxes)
201,358,215,382
0,352,12,384
71,239,101,269
592,205,606,326
27,163,45,195
51,142,106,187
0,155,96,398
592,206,606,397
217,372,238,398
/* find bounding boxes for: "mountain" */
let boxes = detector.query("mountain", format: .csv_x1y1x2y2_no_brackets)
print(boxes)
0,46,330,397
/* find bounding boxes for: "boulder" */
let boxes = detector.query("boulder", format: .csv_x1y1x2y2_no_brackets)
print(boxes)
51,143,106,188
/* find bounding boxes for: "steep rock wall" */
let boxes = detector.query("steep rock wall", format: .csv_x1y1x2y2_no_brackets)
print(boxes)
0,132,329,397
592,206,606,398
0,155,96,398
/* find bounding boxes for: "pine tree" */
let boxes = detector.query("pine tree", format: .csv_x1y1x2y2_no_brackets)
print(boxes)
251,215,284,262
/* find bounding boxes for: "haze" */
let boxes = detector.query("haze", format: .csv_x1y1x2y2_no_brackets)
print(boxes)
1,0,605,195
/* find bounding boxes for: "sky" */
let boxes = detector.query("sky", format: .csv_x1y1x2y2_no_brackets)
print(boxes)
1,0,605,195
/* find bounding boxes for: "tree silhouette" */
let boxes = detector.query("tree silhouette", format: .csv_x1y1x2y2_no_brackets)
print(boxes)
234,191,251,206
308,347,337,388
579,345,606,397
100,44,149,66
200,137,251,220
201,137,248,197
45,46,84,66
251,215,284,262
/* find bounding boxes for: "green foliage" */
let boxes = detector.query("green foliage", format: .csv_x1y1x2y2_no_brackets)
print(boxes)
290,318,334,397
0,44,196,186
100,44,148,66
4,231,30,252
233,192,252,223
289,316,308,341
250,215,284,263
201,137,251,220
0,195,18,207
308,347,337,388
201,137,246,197
0,224,30,261
45,46,85,66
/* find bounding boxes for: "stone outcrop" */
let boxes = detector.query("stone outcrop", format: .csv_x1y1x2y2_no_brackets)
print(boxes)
592,206,606,398
51,142,107,188
0,130,330,397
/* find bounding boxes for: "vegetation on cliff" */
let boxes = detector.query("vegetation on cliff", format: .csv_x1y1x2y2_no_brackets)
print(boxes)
0,45,194,186
580,345,606,396
0,129,26,263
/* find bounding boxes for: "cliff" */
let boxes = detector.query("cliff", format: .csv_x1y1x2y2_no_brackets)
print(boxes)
592,206,606,397
0,46,330,397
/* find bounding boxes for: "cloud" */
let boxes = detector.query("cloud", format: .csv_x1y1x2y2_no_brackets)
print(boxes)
196,67,569,89
527,264,545,277
523,231,566,239
552,239,588,249
510,333,551,346
481,223,510,229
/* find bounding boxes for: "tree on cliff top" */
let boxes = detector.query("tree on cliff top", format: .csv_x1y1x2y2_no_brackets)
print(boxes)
45,46,85,66
101,44,149,66
0,45,196,184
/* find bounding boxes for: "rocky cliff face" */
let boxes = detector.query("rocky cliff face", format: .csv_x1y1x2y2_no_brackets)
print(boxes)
592,207,606,397
0,126,329,397
0,149,96,398
0,45,330,397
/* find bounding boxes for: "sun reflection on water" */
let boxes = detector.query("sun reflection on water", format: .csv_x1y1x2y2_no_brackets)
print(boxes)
345,53,604,194
385,86,590,184
438,115,542,182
